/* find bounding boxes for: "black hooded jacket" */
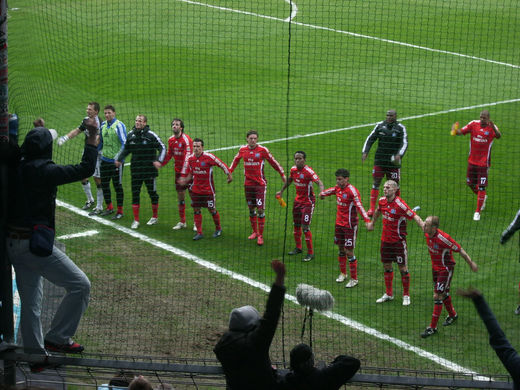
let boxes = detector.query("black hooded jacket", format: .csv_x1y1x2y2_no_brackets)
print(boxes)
115,125,165,178
280,355,361,390
18,127,97,229
214,283,286,390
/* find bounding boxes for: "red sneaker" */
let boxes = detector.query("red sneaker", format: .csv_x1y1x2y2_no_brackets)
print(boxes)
257,235,264,246
45,340,84,354
248,232,257,240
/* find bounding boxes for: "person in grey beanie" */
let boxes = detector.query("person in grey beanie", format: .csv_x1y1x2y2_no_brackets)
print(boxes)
214,260,286,389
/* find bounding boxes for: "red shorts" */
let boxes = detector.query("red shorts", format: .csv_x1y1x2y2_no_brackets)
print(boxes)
372,165,400,182
334,225,358,249
293,202,315,226
244,185,266,209
380,240,408,265
432,268,454,294
175,172,191,192
190,191,216,209
466,164,488,188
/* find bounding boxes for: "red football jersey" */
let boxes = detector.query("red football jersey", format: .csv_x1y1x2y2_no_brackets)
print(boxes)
162,133,193,173
229,144,284,186
424,229,461,271
290,165,320,205
378,196,416,243
181,152,230,195
321,184,370,227
460,120,499,167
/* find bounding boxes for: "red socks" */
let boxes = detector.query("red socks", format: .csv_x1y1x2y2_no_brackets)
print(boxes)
293,226,302,249
384,271,394,296
339,256,347,275
194,213,203,234
132,204,140,221
257,216,265,236
211,211,221,230
430,301,443,329
304,230,313,254
402,272,410,296
348,257,358,280
476,190,486,212
178,202,186,223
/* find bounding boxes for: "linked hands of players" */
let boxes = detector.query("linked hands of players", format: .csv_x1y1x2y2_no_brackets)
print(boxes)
366,221,374,231
226,173,233,183
179,175,190,186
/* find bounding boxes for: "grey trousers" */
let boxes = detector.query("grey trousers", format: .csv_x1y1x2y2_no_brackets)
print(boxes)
6,237,91,353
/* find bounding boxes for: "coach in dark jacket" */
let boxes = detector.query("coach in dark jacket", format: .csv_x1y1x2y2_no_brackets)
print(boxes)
115,115,165,227
280,343,360,390
6,121,98,369
214,260,286,390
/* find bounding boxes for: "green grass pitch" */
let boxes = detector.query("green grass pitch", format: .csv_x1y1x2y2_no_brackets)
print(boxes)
8,0,520,379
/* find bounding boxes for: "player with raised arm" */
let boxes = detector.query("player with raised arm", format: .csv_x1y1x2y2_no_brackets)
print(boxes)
366,180,424,306
229,130,286,246
179,138,232,240
451,110,501,221
161,118,194,230
57,102,103,212
277,151,324,262
420,216,478,338
320,169,370,288
362,109,408,217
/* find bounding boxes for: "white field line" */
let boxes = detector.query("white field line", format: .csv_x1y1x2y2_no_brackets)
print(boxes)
207,98,520,153
178,0,520,70
57,230,99,240
283,0,297,22
56,199,490,380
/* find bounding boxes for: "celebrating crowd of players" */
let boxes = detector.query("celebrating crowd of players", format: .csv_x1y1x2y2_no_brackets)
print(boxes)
57,103,511,338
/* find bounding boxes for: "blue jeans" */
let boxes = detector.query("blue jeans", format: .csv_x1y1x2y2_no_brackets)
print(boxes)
6,237,90,353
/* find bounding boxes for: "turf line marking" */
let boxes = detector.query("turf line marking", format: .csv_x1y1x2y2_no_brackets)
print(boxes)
207,98,520,153
57,199,489,380
177,0,520,70
283,0,297,22
57,230,99,240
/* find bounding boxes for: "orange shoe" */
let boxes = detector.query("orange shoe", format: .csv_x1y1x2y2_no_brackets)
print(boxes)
248,232,257,240
257,235,264,246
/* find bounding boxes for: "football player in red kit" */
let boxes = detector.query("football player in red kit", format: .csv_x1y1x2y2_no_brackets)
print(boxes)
320,169,370,288
420,216,478,338
367,180,424,306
